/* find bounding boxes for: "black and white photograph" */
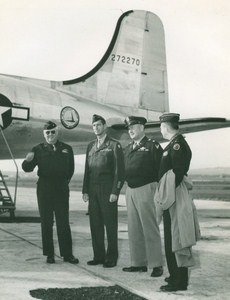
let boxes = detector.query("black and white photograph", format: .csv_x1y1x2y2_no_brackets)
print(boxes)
0,0,230,299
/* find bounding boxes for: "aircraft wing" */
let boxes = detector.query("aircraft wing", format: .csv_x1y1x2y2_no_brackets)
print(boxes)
109,117,230,143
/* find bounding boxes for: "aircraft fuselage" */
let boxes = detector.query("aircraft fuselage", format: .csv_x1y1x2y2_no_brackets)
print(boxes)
0,75,127,159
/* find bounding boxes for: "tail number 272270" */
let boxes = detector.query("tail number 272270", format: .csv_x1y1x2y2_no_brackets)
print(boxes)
111,54,141,66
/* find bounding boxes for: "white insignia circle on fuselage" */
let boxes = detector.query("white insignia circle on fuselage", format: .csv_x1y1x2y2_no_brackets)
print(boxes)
60,106,80,129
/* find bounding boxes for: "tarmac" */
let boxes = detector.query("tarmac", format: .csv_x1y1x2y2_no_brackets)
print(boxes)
0,187,230,300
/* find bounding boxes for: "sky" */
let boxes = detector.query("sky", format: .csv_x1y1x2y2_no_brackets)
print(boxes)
0,0,230,171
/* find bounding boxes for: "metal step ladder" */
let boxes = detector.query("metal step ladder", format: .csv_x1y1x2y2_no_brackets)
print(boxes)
0,170,15,218
0,127,18,220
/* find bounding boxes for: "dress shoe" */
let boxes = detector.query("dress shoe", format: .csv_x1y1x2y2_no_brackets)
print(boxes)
46,256,55,264
103,261,117,268
160,284,187,292
151,266,163,277
122,266,147,272
87,259,104,266
63,255,79,264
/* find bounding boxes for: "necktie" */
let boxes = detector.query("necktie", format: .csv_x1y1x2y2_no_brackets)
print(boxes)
133,142,138,149
52,144,56,151
97,140,102,148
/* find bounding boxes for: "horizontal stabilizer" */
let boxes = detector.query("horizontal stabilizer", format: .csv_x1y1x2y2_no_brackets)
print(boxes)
109,117,230,144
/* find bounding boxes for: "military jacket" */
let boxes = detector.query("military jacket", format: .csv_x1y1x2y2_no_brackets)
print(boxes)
124,136,163,188
22,141,74,180
158,133,192,187
82,136,125,196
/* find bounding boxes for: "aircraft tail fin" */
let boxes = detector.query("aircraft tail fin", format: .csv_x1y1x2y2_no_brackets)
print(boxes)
63,10,169,119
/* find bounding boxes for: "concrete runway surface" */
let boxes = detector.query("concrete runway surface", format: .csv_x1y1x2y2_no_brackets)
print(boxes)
0,187,230,300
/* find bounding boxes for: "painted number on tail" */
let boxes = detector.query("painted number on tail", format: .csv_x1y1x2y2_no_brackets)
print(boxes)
111,54,141,66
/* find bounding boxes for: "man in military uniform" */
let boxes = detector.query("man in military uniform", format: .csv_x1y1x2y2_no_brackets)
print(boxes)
122,116,164,277
22,121,79,264
82,114,125,268
158,113,196,292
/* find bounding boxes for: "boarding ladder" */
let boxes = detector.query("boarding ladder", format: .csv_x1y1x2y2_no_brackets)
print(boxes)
0,170,15,218
0,127,18,219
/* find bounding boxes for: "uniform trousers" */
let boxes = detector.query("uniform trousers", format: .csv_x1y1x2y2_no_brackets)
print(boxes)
126,182,163,268
88,182,118,263
163,209,188,287
37,178,73,257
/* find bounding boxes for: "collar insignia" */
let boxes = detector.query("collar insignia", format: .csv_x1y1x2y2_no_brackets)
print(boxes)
173,143,180,151
163,151,168,156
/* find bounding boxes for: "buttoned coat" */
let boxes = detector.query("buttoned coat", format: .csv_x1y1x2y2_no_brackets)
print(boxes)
82,136,125,195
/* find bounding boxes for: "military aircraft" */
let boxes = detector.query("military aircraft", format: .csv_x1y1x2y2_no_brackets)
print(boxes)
1,10,229,161
1,8,230,218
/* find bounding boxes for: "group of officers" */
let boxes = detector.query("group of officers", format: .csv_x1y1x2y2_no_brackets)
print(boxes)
22,112,200,293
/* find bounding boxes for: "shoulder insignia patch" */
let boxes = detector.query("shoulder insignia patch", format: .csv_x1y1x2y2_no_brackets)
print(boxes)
173,143,180,151
155,144,159,149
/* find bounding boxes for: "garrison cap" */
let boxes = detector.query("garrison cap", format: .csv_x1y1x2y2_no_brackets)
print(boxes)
43,121,57,130
92,114,106,124
124,116,147,127
159,113,180,123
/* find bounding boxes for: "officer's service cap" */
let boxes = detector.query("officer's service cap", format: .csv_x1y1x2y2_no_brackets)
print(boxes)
43,121,57,130
124,116,147,127
159,113,180,123
92,114,106,124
